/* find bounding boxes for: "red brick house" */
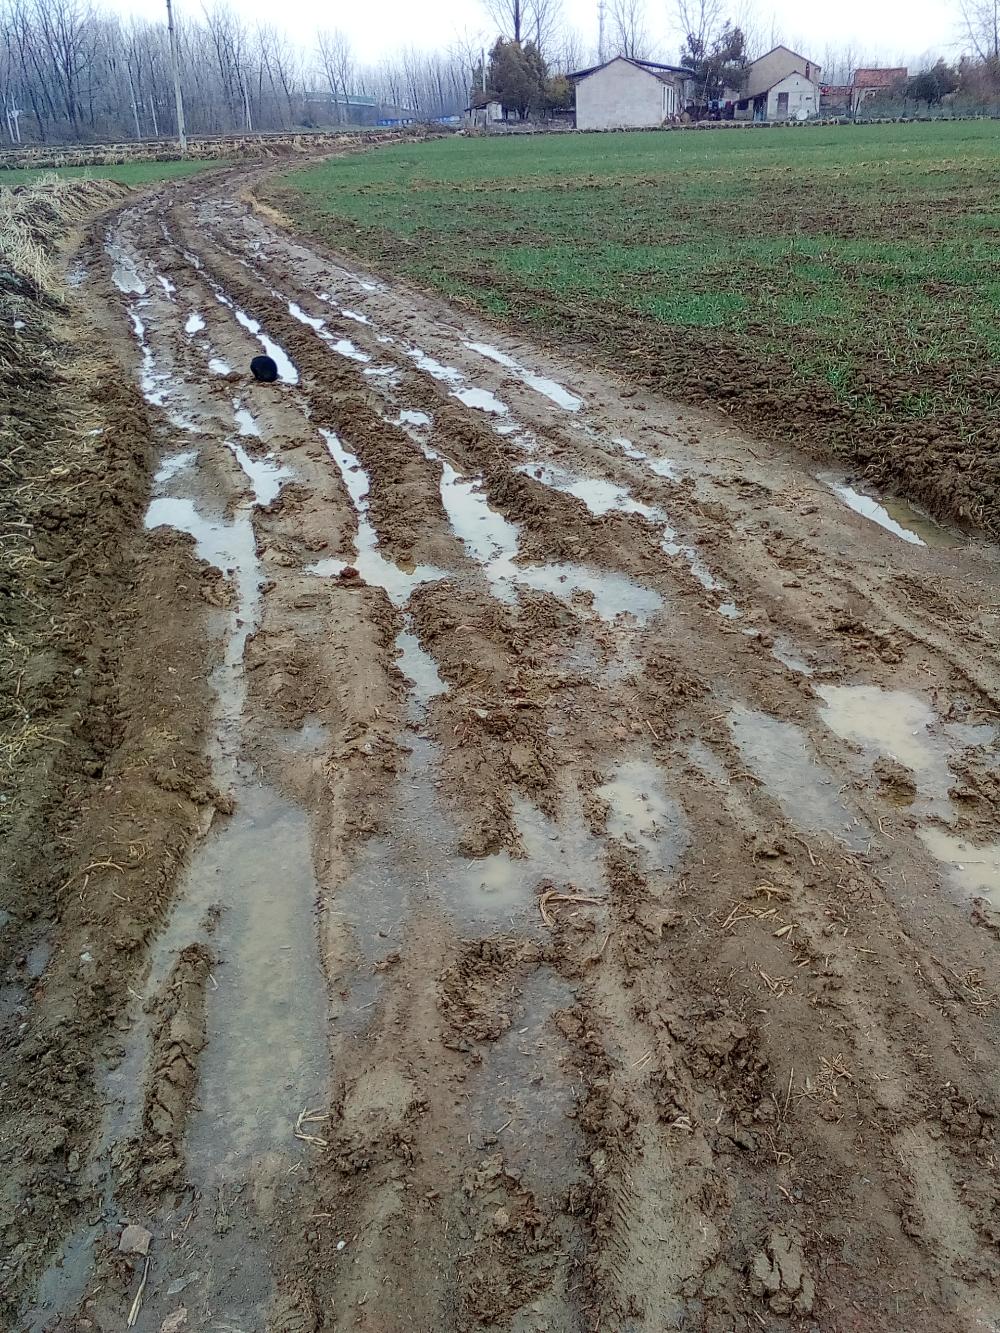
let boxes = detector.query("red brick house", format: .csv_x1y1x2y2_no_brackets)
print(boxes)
851,67,908,114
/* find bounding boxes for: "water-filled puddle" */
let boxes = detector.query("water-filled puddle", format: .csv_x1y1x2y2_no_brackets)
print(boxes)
233,400,261,437
157,274,176,297
181,783,329,1176
610,436,679,481
825,479,961,548
728,705,870,850
396,624,448,712
286,300,371,362
396,409,433,429
185,311,206,335
106,238,146,295
465,341,583,412
224,439,290,507
467,969,582,1194
432,455,662,622
209,356,233,376
816,685,995,817
154,450,198,485
307,429,446,604
205,282,297,383
454,385,509,415
517,462,657,519
596,759,688,871
918,827,1000,904
771,635,813,675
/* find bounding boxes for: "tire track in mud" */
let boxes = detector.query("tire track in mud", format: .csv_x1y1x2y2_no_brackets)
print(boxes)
25,173,1000,1333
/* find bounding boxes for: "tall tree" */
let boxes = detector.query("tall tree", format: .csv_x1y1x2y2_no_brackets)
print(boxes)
609,0,651,60
317,28,353,122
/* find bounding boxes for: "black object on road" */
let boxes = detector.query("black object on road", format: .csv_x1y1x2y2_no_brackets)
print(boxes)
250,354,279,383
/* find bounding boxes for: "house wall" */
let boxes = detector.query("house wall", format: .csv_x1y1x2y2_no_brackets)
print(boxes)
765,73,819,120
745,46,821,100
576,59,667,131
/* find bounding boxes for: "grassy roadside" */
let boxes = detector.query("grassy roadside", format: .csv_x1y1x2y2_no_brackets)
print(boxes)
264,123,1000,535
0,158,227,187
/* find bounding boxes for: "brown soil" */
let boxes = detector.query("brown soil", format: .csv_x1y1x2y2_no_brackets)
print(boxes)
4,164,1000,1333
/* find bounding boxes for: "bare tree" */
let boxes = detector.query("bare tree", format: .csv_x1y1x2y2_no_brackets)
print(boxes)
609,0,650,59
960,0,1000,59
317,28,353,122
672,0,722,65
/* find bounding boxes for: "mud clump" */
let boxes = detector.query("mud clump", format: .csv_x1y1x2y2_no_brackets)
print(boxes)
438,937,544,1047
748,1229,815,1317
874,756,917,806
459,1154,560,1327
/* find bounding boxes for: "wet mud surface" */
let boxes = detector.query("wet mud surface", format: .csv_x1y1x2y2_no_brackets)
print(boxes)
5,166,1000,1333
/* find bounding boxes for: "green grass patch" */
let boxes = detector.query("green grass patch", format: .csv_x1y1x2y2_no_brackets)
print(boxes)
266,121,1000,480
0,159,227,188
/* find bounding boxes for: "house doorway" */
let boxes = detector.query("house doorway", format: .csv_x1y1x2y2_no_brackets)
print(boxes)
776,91,789,118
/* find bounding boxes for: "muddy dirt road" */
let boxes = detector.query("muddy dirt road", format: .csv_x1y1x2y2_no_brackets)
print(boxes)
8,169,1000,1332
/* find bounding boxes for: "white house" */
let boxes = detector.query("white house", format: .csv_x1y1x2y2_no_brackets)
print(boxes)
734,46,822,121
570,57,693,131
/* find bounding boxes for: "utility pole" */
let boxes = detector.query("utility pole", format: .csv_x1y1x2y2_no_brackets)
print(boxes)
165,0,187,154
597,0,607,63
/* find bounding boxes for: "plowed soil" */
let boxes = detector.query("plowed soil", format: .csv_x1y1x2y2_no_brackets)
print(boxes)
5,163,1000,1333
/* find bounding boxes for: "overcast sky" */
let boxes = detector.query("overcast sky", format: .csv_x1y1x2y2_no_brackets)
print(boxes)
119,0,963,70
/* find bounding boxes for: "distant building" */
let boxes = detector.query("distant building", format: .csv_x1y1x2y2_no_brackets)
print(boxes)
851,67,908,114
569,57,694,131
820,85,853,116
307,93,418,127
731,46,822,121
464,97,505,130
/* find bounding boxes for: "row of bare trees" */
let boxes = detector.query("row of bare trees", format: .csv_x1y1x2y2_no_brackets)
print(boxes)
0,1,480,144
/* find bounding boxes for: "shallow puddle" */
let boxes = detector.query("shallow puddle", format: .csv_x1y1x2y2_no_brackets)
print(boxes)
596,759,688,871
465,341,583,412
816,685,994,816
233,401,261,437
307,429,446,604
396,409,433,429
209,356,233,375
467,969,583,1194
340,771,605,986
454,385,509,415
286,299,371,362
825,479,960,548
185,311,206,335
153,449,198,485
686,739,731,787
396,622,448,714
224,439,290,507
918,827,1000,904
432,452,663,622
517,461,656,519
610,435,680,481
106,238,146,295
728,705,870,850
182,782,329,1176
771,635,813,675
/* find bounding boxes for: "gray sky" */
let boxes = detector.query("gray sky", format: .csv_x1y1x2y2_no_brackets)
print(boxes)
122,0,962,70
